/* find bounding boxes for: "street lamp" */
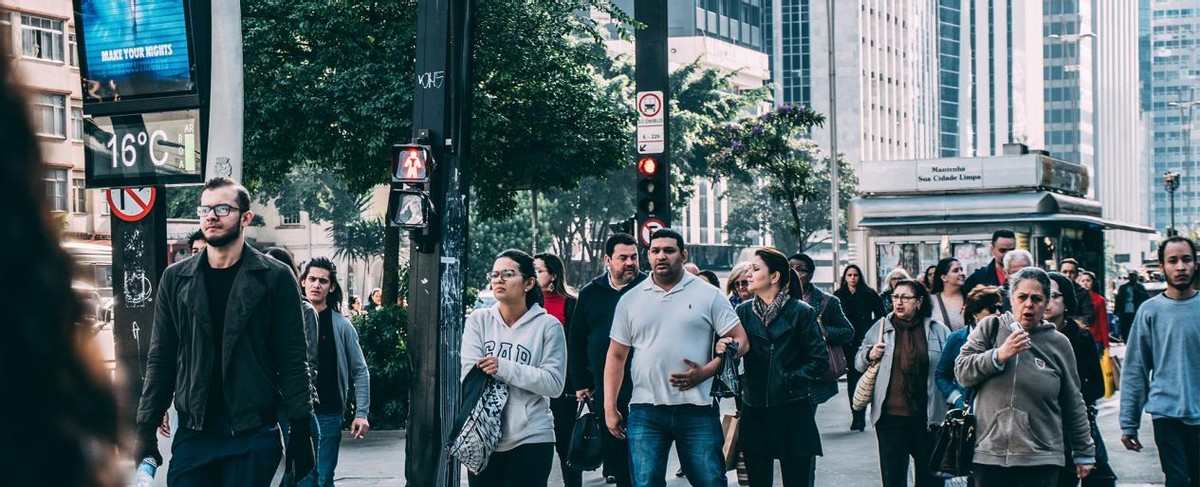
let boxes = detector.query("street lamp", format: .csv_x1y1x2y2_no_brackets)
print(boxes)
1169,95,1197,226
1164,171,1181,236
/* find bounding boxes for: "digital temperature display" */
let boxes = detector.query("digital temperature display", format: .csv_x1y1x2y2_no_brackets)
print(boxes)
84,109,204,188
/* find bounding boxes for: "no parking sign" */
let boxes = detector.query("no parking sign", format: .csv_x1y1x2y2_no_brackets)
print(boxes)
106,187,157,222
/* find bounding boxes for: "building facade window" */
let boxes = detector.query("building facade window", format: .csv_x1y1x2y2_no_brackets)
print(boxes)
33,93,66,137
45,168,68,212
73,178,87,213
68,33,77,67
71,107,84,140
280,211,302,226
21,14,64,62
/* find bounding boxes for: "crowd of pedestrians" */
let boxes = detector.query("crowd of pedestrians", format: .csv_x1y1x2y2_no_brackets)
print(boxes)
4,24,1195,487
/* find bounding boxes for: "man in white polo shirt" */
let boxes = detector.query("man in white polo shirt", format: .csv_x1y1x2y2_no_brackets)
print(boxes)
603,228,749,487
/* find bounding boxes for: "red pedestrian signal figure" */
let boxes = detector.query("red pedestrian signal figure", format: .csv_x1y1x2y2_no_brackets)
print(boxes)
393,144,431,183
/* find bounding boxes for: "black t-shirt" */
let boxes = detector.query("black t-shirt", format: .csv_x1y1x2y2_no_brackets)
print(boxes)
315,307,341,414
203,257,242,422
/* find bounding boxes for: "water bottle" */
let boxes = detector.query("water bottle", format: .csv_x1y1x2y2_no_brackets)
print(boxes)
134,458,157,487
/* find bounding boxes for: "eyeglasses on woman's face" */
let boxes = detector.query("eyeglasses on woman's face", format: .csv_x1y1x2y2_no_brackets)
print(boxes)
891,294,918,303
485,269,521,282
736,280,750,288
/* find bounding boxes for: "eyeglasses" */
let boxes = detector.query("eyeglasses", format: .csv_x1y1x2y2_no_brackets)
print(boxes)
485,269,521,281
891,294,918,303
196,204,243,217
736,280,750,288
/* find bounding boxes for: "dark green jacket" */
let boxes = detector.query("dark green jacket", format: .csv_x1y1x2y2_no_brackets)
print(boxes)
136,244,313,433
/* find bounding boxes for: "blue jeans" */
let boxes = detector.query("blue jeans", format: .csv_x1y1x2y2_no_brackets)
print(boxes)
167,415,282,487
297,413,343,487
626,404,726,487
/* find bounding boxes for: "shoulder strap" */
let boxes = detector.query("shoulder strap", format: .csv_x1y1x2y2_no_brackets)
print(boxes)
935,294,951,326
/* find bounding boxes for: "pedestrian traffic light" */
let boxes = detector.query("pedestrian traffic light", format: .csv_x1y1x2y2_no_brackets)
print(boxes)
387,143,436,230
392,144,432,184
636,156,668,218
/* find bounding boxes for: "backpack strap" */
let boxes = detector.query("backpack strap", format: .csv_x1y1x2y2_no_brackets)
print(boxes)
935,293,952,326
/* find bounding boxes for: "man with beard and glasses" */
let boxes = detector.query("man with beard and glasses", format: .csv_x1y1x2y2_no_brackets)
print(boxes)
569,233,646,486
1120,236,1200,487
135,177,315,486
604,229,749,487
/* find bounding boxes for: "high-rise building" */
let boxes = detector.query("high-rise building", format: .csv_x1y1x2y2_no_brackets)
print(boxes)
772,0,1044,171
1042,0,1094,169
1091,0,1151,263
2,0,107,239
1147,2,1200,236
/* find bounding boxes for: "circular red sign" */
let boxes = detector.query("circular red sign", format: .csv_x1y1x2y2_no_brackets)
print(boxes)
106,187,157,222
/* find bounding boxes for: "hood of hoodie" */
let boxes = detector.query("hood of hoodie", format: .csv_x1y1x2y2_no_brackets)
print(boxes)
486,302,549,329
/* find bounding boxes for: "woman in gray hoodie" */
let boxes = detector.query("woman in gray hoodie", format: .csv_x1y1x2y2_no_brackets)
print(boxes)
460,249,567,487
955,267,1095,486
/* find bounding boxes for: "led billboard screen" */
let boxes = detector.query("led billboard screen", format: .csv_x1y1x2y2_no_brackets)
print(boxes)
77,0,196,104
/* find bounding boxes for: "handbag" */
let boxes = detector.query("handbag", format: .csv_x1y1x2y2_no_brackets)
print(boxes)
929,407,977,478
566,399,603,471
929,317,1005,478
852,325,885,411
447,374,509,475
720,412,741,471
1100,351,1117,398
816,294,848,380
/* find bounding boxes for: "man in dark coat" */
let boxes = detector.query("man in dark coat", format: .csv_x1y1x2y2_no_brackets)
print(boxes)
568,233,647,487
963,229,1017,296
136,177,315,485
1114,269,1150,341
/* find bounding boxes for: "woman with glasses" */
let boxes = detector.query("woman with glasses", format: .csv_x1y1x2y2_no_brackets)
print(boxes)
1046,273,1115,487
854,279,951,487
726,262,753,307
733,248,829,486
929,258,968,331
955,267,1095,486
880,268,912,313
532,252,582,487
460,249,567,487
834,264,887,432
935,286,1003,409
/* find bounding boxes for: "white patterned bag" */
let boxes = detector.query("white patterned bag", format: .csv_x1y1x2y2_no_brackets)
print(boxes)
448,377,509,474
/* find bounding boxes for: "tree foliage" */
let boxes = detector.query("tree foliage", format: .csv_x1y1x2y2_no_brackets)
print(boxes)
707,105,858,252
467,194,553,290
242,0,417,196
469,1,634,219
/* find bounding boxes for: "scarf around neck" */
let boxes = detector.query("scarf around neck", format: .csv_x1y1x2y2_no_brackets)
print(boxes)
753,284,791,326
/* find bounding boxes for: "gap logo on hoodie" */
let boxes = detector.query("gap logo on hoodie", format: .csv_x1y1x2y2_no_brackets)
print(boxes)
484,341,532,365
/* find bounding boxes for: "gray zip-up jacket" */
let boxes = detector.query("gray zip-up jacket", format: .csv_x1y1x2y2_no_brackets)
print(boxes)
854,314,950,426
324,310,371,419
955,313,1094,467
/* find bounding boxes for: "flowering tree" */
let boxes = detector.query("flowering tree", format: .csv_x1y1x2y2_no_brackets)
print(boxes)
706,105,857,252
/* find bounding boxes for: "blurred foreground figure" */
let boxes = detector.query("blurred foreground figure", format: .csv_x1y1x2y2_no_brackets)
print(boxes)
0,44,126,486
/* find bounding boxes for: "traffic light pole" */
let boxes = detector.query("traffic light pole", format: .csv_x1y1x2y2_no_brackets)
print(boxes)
634,0,671,241
405,0,476,486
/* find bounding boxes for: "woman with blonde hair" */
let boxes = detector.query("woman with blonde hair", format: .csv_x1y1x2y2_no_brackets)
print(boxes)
880,268,911,313
726,261,753,307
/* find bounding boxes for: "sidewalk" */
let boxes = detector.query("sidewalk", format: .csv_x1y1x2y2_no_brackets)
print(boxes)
146,384,1167,486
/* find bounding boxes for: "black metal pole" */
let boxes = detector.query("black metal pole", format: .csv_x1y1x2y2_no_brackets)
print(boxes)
634,0,670,230
406,0,474,485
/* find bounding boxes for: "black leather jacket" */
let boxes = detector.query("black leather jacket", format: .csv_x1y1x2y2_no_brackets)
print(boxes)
136,245,313,433
736,298,829,408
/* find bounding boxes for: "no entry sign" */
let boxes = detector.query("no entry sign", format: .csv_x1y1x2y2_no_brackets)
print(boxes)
106,187,157,222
